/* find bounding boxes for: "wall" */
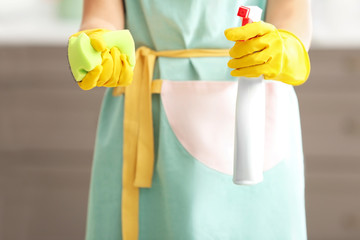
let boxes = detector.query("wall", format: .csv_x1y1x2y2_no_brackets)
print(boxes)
1,0,360,239
0,46,359,240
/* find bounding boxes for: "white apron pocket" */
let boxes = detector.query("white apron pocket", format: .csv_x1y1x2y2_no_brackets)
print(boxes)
160,79,290,175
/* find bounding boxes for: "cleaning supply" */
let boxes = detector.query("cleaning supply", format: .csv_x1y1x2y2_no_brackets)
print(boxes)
230,6,265,185
226,6,311,185
68,29,136,90
225,20,311,85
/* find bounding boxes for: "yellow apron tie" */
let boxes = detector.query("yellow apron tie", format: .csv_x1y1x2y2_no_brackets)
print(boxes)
112,46,229,240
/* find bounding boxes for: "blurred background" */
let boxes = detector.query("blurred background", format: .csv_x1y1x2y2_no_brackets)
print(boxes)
0,0,359,239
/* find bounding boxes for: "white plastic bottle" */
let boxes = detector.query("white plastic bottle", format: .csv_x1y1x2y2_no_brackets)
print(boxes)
233,6,265,185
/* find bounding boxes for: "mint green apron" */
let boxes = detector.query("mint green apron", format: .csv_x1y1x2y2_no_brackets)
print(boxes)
85,0,307,239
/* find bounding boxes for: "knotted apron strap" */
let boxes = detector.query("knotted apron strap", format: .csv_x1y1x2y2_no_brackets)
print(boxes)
112,46,229,240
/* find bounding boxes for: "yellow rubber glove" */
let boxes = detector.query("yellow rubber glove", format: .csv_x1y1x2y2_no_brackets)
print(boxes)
70,28,110,52
77,46,134,90
68,29,134,90
225,21,310,86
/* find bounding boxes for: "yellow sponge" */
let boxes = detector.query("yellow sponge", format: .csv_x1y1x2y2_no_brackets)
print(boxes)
68,30,135,82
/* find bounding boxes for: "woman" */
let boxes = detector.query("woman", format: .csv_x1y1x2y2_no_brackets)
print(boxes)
69,0,311,239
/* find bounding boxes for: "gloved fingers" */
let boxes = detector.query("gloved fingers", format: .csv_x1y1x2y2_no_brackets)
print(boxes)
225,21,276,41
117,54,134,86
229,32,274,58
70,29,110,52
115,52,123,86
70,28,103,38
228,47,272,69
97,50,113,86
104,47,121,87
89,32,107,52
85,29,110,52
230,63,270,78
78,65,103,90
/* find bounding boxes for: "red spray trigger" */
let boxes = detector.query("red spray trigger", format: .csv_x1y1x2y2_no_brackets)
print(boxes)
237,6,250,18
241,18,253,26
237,6,262,26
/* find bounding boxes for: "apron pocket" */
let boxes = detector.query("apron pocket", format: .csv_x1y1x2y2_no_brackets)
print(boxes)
160,79,290,176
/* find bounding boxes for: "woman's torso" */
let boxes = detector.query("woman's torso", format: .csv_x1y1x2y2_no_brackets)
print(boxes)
124,0,267,80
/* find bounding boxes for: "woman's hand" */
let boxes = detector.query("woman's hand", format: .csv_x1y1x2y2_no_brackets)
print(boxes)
225,21,310,86
68,29,135,90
